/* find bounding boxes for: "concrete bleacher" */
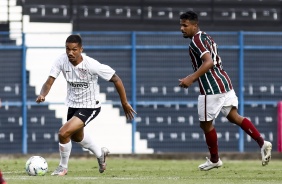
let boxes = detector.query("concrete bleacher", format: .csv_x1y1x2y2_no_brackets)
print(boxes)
0,24,17,45
0,37,65,153
17,0,282,31
0,84,62,153
0,50,22,102
135,104,277,152
244,43,282,101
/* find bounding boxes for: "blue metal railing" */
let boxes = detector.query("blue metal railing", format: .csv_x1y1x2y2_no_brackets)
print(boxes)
131,32,137,153
238,31,245,152
21,33,28,154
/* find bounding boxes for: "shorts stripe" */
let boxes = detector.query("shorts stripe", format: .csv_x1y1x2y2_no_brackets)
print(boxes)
204,95,207,121
85,110,96,126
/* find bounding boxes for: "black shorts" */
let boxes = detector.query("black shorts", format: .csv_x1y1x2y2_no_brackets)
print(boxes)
67,107,101,126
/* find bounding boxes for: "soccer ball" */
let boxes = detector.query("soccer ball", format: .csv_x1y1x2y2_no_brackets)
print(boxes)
25,156,48,176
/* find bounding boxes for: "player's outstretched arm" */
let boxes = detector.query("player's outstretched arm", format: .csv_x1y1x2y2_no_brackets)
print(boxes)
36,76,56,103
109,73,137,120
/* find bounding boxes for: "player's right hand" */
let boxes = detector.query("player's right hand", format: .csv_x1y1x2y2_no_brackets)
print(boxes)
36,95,45,103
122,102,137,120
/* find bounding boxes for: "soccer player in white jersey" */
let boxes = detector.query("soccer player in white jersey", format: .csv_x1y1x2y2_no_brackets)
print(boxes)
36,34,136,176
179,11,272,171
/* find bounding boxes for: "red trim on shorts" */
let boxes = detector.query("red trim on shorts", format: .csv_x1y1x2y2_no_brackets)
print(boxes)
205,95,207,121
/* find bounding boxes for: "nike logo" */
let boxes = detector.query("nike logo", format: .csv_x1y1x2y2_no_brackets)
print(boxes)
79,112,85,116
65,71,71,73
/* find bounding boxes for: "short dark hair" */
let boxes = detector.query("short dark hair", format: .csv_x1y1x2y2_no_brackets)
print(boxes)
66,34,82,46
180,11,198,23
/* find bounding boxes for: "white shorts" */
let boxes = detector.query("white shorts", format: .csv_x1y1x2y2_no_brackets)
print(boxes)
198,89,238,121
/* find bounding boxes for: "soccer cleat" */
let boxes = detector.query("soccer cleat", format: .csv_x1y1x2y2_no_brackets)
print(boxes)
261,141,272,166
97,147,110,173
0,170,7,184
198,157,223,171
51,165,68,176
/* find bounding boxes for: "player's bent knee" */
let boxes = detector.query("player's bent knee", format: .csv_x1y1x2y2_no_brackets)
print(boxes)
58,130,72,141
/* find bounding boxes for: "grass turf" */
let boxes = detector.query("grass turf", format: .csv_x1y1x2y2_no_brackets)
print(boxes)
1,157,281,184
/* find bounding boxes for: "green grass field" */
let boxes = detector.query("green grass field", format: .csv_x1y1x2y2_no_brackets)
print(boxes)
1,156,282,184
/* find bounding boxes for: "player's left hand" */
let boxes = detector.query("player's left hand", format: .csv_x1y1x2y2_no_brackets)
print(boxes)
178,75,194,88
122,102,137,120
36,95,45,103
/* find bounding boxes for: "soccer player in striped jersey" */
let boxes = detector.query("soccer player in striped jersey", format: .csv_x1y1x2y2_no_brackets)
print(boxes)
36,34,136,176
0,170,7,184
179,11,272,171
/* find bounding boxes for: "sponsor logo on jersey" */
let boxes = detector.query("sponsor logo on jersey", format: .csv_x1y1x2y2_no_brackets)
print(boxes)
68,82,89,88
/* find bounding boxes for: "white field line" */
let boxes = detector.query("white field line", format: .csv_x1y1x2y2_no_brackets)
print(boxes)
4,176,181,180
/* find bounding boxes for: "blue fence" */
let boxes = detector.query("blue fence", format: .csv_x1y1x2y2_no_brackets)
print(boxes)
0,31,281,154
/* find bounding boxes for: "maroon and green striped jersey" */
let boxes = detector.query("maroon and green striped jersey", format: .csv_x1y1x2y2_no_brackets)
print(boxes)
189,31,233,95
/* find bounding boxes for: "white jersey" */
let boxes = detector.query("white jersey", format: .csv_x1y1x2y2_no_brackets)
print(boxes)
49,53,115,108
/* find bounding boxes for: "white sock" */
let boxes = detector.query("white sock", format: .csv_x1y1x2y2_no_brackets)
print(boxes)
59,141,72,168
76,133,102,158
